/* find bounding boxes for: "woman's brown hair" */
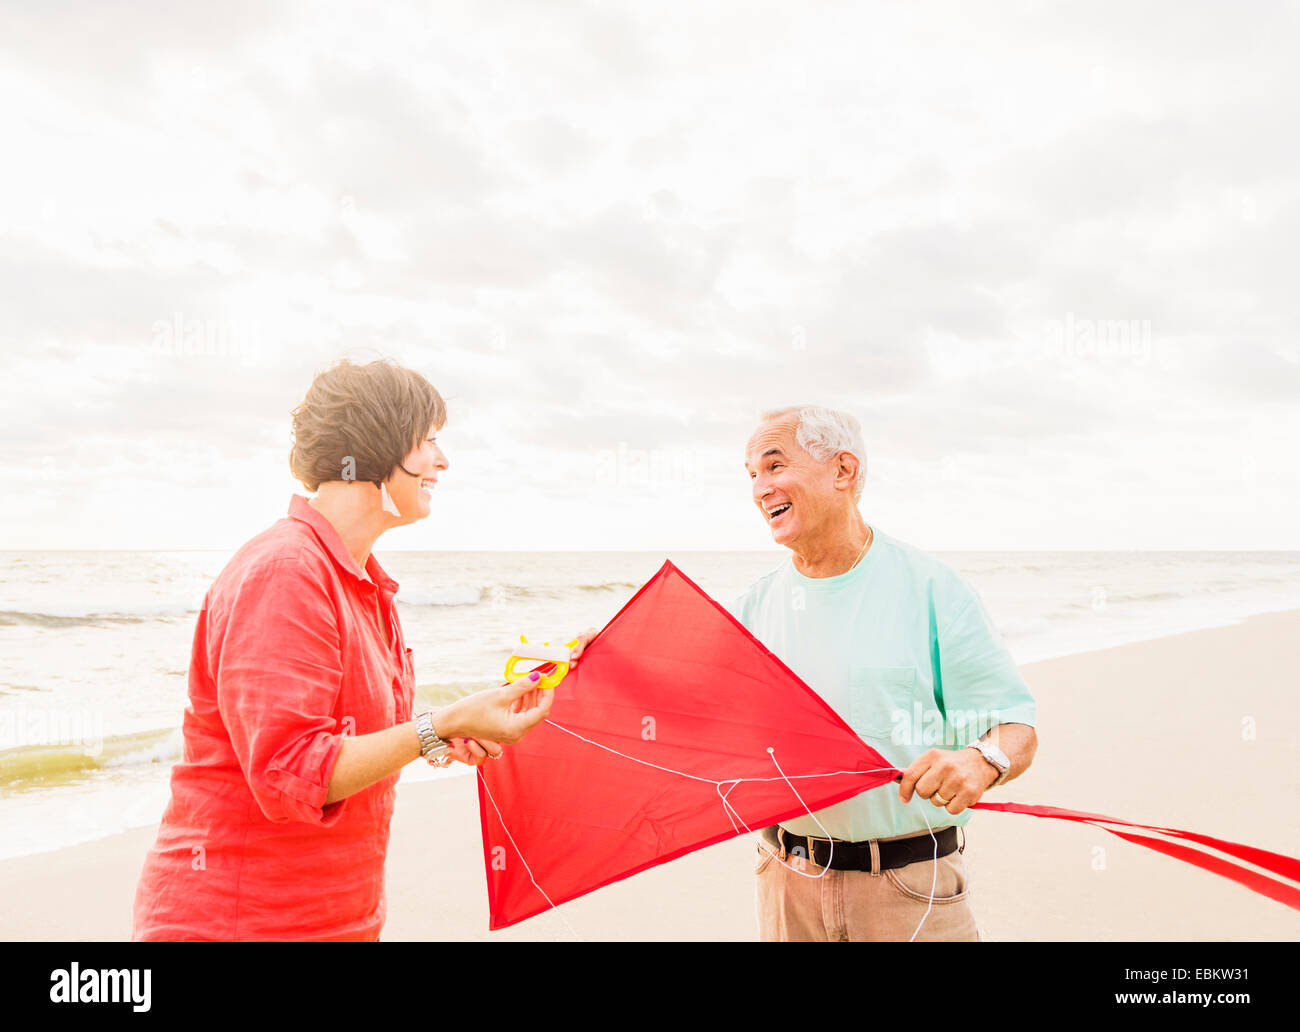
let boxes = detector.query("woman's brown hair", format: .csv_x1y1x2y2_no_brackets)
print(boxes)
289,359,446,491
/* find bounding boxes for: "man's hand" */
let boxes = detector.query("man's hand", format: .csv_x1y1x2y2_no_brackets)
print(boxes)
898,723,1038,815
898,747,999,815
569,627,598,664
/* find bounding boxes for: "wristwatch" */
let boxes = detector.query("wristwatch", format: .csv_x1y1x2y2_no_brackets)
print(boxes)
415,710,451,765
969,737,1011,787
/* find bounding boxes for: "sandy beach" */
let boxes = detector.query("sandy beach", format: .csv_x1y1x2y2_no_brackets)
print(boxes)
4,610,1297,942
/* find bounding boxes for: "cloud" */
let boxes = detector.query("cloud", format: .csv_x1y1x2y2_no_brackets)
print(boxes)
2,1,1297,548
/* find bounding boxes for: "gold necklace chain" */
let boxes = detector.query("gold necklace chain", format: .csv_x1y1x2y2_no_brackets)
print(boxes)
848,526,873,572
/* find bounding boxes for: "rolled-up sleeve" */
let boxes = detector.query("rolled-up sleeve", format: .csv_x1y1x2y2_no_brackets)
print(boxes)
935,582,1037,745
211,555,348,825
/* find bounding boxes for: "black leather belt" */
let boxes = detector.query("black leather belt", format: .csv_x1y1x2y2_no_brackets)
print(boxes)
763,824,960,872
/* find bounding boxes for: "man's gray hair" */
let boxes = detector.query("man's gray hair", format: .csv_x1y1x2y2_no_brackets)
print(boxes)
759,404,867,501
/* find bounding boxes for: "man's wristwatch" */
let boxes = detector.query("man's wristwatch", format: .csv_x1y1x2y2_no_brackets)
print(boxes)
415,710,451,765
968,737,1011,787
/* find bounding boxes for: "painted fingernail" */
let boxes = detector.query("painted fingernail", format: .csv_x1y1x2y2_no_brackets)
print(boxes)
529,671,540,682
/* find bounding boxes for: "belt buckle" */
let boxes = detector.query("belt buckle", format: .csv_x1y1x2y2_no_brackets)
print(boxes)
801,834,835,870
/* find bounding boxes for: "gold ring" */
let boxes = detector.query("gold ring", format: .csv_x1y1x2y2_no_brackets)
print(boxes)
933,792,950,806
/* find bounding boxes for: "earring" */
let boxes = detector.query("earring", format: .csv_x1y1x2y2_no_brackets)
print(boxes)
380,481,402,517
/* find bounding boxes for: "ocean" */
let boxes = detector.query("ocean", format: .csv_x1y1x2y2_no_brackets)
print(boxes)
2,545,1299,861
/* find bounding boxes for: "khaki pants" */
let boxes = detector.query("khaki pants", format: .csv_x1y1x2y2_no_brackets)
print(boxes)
755,832,981,942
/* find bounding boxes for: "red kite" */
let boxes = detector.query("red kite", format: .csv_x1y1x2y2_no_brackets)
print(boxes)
478,561,1300,930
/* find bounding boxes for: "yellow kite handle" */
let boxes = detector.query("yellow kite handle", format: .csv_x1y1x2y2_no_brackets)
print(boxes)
503,637,580,691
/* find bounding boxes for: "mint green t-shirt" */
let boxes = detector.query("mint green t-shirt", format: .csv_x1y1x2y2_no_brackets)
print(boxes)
731,526,1036,841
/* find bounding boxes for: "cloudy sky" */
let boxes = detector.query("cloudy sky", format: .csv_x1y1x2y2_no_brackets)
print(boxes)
2,0,1297,551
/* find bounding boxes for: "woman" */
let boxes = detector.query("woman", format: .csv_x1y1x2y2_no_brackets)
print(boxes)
133,358,590,941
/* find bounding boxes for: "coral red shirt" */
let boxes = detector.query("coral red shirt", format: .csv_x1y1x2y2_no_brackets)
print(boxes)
133,495,415,941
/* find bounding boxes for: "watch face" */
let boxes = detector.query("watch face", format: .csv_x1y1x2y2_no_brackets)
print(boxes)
981,741,1009,769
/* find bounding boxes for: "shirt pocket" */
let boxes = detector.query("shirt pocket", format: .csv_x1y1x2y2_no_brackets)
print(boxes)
848,666,918,740
344,645,399,735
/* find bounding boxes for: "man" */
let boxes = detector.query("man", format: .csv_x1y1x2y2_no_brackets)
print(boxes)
733,405,1038,941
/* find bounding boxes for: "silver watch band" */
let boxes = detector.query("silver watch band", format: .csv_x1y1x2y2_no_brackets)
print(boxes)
415,710,450,764
972,738,1011,787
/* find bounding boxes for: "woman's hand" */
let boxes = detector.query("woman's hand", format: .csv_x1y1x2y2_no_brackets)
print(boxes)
440,628,594,766
326,643,578,800
442,676,548,766
434,672,555,747
443,737,502,766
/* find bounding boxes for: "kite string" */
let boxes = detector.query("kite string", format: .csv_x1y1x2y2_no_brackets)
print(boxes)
761,746,837,881
487,718,945,938
709,765,837,881
763,746,941,939
477,767,586,943
544,718,898,785
764,746,941,940
716,780,745,835
543,719,725,784
545,718,897,883
906,798,939,943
